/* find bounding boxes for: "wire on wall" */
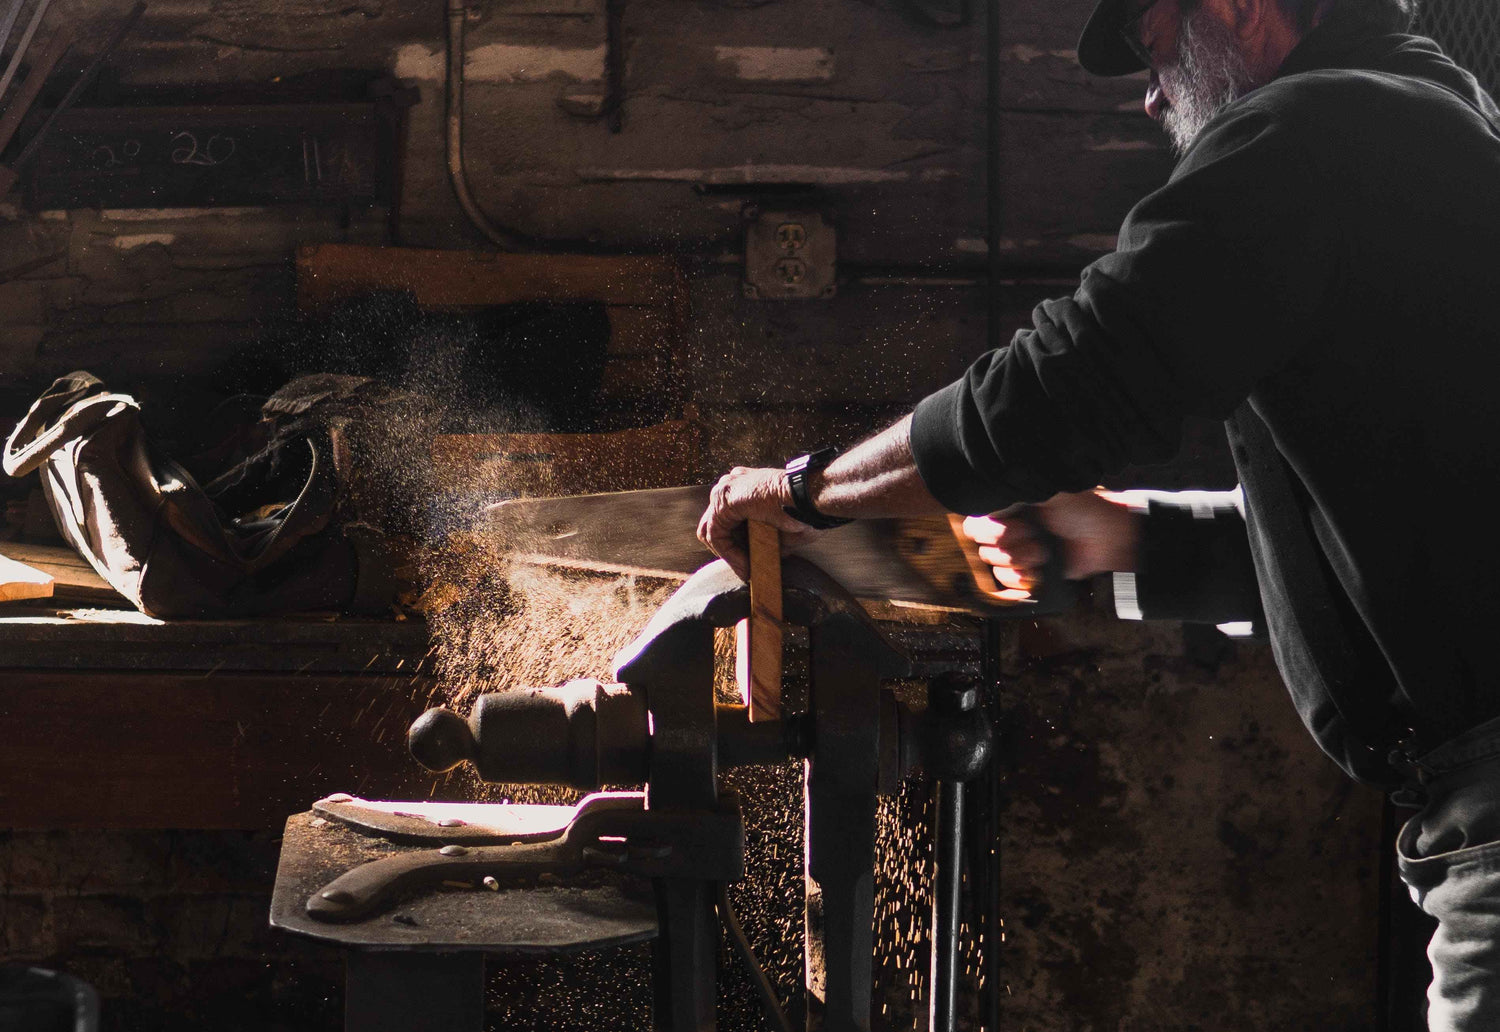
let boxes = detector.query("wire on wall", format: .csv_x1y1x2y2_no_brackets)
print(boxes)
444,0,534,250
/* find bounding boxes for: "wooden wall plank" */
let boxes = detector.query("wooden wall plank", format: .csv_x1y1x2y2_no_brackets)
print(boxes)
296,244,687,310
430,419,701,496
0,670,454,830
605,305,674,356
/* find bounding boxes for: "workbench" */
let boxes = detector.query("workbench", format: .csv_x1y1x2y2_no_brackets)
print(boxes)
0,595,982,832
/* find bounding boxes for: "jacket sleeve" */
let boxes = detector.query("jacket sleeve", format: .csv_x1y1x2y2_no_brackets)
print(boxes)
1111,489,1264,626
909,97,1339,516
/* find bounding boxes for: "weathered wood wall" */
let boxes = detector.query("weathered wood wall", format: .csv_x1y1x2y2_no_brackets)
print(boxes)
0,1,1384,1029
2,0,1186,470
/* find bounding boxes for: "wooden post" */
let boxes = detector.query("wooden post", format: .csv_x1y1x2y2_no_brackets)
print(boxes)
735,520,783,723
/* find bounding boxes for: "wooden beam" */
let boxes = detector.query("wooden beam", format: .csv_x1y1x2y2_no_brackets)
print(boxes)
296,244,686,310
0,609,430,673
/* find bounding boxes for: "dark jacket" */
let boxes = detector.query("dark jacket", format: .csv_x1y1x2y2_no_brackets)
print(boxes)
908,9,1500,784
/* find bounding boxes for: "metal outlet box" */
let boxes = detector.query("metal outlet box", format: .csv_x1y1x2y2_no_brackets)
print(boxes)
744,210,836,300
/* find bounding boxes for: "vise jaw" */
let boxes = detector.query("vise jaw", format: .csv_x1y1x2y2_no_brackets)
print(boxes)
611,559,908,1032
406,558,909,1031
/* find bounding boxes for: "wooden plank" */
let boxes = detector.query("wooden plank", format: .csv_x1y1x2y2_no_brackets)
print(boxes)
0,670,452,829
735,521,783,723
1,553,54,603
29,103,390,211
596,353,676,410
0,609,430,672
296,244,686,310
0,541,123,605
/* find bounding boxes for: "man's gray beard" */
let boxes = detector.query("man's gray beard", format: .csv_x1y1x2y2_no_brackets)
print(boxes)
1159,7,1256,154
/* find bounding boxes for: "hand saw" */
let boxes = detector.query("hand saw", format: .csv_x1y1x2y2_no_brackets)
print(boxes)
478,484,1076,616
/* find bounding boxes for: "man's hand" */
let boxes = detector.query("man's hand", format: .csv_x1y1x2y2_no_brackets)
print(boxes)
961,489,1141,591
698,416,946,579
696,466,822,580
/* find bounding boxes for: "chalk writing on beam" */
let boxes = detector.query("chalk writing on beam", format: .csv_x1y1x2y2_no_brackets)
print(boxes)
91,139,142,169
171,131,237,167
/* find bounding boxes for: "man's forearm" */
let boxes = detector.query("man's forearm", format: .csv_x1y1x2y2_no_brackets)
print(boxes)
696,413,949,576
808,415,950,519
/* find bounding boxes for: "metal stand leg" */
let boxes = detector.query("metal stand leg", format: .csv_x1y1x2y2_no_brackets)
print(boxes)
627,618,723,1032
653,878,720,1032
929,779,965,1032
344,950,485,1032
804,616,883,1032
975,619,1005,1032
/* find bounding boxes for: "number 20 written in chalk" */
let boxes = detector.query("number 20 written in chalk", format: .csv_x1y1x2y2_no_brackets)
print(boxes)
171,131,237,166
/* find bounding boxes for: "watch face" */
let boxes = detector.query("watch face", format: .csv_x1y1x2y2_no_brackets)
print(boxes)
787,447,837,474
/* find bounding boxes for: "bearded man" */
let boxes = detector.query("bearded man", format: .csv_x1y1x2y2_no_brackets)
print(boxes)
697,0,1500,1026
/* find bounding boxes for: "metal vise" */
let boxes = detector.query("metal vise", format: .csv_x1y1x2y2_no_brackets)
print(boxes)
404,558,992,1032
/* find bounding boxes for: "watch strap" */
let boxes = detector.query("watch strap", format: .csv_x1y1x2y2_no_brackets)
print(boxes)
783,448,854,530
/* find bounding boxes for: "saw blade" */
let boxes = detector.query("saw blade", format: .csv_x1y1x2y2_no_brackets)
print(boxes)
478,485,1040,613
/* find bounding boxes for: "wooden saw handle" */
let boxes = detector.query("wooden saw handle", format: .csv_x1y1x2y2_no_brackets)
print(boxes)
735,520,783,723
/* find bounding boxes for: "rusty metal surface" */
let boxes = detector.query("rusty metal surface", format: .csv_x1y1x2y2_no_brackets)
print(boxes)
269,811,657,952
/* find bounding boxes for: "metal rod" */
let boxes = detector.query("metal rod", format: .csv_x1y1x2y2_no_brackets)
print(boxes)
444,0,532,250
0,24,66,157
979,618,1005,1032
985,0,1005,350
718,882,794,1032
929,778,965,1032
0,248,62,284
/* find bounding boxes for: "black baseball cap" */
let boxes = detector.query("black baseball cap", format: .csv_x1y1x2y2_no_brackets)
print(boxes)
1077,0,1150,76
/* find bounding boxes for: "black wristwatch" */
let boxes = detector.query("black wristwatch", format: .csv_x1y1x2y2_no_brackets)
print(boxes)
783,448,854,530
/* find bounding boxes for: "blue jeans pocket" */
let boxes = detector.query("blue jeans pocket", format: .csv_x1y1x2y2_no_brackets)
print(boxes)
1397,804,1500,1031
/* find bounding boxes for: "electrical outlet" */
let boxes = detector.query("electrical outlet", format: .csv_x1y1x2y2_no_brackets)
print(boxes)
744,210,836,300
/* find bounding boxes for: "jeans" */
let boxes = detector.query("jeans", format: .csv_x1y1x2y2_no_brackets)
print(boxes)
1397,715,1500,1031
